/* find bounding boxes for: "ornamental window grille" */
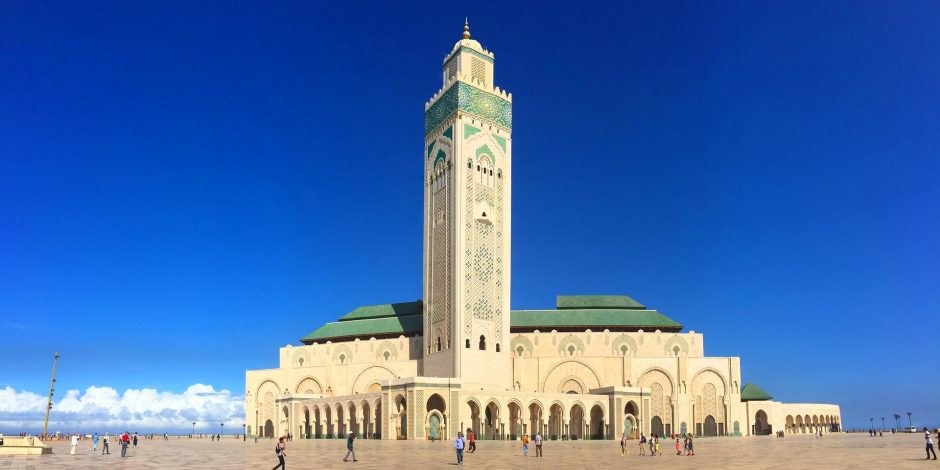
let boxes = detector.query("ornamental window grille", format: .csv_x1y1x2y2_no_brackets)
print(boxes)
471,57,485,85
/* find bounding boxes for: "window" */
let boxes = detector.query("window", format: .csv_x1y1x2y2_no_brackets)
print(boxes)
673,346,680,357
383,351,390,361
495,343,500,352
567,345,576,356
298,357,304,367
516,346,524,357
471,57,485,85
432,160,446,193
476,157,494,186
436,337,442,352
620,345,628,356
479,335,486,350
338,354,346,364
465,339,471,348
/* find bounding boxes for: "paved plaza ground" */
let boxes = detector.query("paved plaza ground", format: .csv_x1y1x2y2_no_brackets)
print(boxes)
1,433,936,469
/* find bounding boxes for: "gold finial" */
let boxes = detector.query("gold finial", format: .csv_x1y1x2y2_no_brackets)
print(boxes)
463,18,471,39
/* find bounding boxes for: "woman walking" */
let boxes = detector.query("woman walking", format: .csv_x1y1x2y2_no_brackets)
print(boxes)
522,433,529,456
639,433,646,455
620,433,627,455
272,436,286,470
687,434,695,456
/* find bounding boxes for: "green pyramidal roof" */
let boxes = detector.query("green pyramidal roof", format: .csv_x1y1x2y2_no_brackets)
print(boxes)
740,383,774,401
338,301,422,321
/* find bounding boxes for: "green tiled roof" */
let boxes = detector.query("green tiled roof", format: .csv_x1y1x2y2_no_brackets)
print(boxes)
740,383,773,401
510,309,681,330
338,301,422,321
556,295,645,310
301,315,423,343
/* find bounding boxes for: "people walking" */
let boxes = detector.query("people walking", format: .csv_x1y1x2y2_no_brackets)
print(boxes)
102,433,110,454
926,428,937,460
687,434,694,456
639,433,646,455
70,434,78,455
675,436,681,455
343,431,358,462
454,432,465,465
534,432,543,457
620,433,627,455
92,432,99,451
273,436,286,470
468,429,476,453
133,432,139,447
522,433,529,456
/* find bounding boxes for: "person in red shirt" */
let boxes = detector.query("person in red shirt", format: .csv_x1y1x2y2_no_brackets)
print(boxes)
120,432,130,457
468,429,476,453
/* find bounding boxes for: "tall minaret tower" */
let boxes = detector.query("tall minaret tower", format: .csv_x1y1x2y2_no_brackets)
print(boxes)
422,21,512,389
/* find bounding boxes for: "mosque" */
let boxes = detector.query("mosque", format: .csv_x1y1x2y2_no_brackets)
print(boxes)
245,23,841,441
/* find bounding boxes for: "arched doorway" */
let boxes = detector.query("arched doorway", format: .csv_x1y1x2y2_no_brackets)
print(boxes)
651,416,664,437
361,402,371,439
467,400,482,437
623,415,636,439
624,401,639,439
704,415,717,436
348,402,358,437
264,419,274,438
549,404,563,440
754,410,770,435
302,406,311,438
336,404,345,437
569,404,584,440
426,394,446,440
508,402,522,439
314,406,322,438
395,394,407,439
282,406,289,438
374,400,382,439
528,403,542,438
325,405,333,438
484,401,500,439
589,405,605,439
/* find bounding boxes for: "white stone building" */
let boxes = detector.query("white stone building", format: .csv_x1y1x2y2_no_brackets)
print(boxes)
245,22,840,441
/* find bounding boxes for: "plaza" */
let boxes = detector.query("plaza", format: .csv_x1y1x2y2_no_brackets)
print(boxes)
1,433,933,469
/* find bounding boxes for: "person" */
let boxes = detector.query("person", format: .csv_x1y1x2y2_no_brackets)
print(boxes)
534,432,543,457
926,428,937,460
454,431,465,465
164,433,168,441
522,433,529,456
102,432,110,454
687,434,694,456
133,432,139,447
639,433,646,455
273,436,286,470
120,431,130,457
70,434,78,455
675,435,681,455
343,431,357,462
468,429,476,453
92,432,99,451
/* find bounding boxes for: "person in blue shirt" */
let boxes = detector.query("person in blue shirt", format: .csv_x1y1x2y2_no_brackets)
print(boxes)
343,432,357,462
92,433,99,452
454,431,466,465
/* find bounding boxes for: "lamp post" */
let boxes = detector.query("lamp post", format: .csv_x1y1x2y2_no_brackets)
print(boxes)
192,422,196,437
869,417,873,431
243,424,246,442
894,414,900,431
880,417,885,431
907,412,912,427
221,423,224,438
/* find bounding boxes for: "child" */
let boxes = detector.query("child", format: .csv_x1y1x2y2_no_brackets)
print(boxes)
639,433,646,455
655,434,661,455
522,433,529,457
675,436,681,455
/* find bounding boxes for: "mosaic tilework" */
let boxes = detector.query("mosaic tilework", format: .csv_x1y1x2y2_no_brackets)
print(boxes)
426,82,512,135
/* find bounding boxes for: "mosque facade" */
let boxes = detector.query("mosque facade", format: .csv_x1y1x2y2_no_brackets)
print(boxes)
245,23,841,441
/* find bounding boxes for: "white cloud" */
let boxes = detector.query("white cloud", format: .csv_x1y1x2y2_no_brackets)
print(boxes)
0,384,244,434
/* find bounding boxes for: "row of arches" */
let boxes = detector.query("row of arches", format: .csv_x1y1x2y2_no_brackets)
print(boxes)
288,399,384,439
784,414,841,434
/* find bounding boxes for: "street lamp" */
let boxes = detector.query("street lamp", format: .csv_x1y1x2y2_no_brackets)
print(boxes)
894,414,901,431
243,424,246,442
869,417,873,431
221,423,224,438
192,422,196,437
880,417,885,431
907,412,912,427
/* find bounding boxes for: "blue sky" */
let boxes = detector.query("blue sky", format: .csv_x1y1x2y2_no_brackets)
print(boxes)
1,1,938,432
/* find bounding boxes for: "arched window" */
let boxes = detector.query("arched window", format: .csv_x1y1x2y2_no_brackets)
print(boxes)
567,345,576,356
672,346,680,356
479,335,486,350
620,345,628,356
338,354,346,364
465,339,471,348
477,157,494,186
436,337,442,352
383,351,390,361
432,160,446,193
516,346,524,357
495,343,500,352
298,357,304,367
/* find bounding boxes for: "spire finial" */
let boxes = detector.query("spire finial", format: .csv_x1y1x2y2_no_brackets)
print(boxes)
463,18,471,40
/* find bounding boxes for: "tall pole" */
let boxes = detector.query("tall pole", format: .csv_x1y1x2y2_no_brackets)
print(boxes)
42,352,60,440
907,412,912,427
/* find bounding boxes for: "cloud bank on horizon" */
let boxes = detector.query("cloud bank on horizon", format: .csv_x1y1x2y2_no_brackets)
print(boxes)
0,384,244,433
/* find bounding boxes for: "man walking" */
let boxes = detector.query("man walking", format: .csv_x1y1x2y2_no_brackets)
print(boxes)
454,431,465,465
92,432,99,452
534,432,543,457
343,431,358,462
926,428,937,460
102,433,110,454
468,429,476,453
272,436,286,470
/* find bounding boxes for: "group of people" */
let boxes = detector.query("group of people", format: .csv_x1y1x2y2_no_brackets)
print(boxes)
271,431,360,470
68,431,136,457
633,433,694,457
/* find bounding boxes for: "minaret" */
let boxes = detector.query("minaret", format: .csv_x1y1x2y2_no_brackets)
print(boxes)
422,21,512,389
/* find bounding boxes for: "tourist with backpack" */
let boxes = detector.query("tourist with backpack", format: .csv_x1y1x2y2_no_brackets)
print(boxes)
343,431,357,462
272,436,286,470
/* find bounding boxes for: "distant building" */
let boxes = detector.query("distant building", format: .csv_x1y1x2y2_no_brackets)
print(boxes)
245,22,840,441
